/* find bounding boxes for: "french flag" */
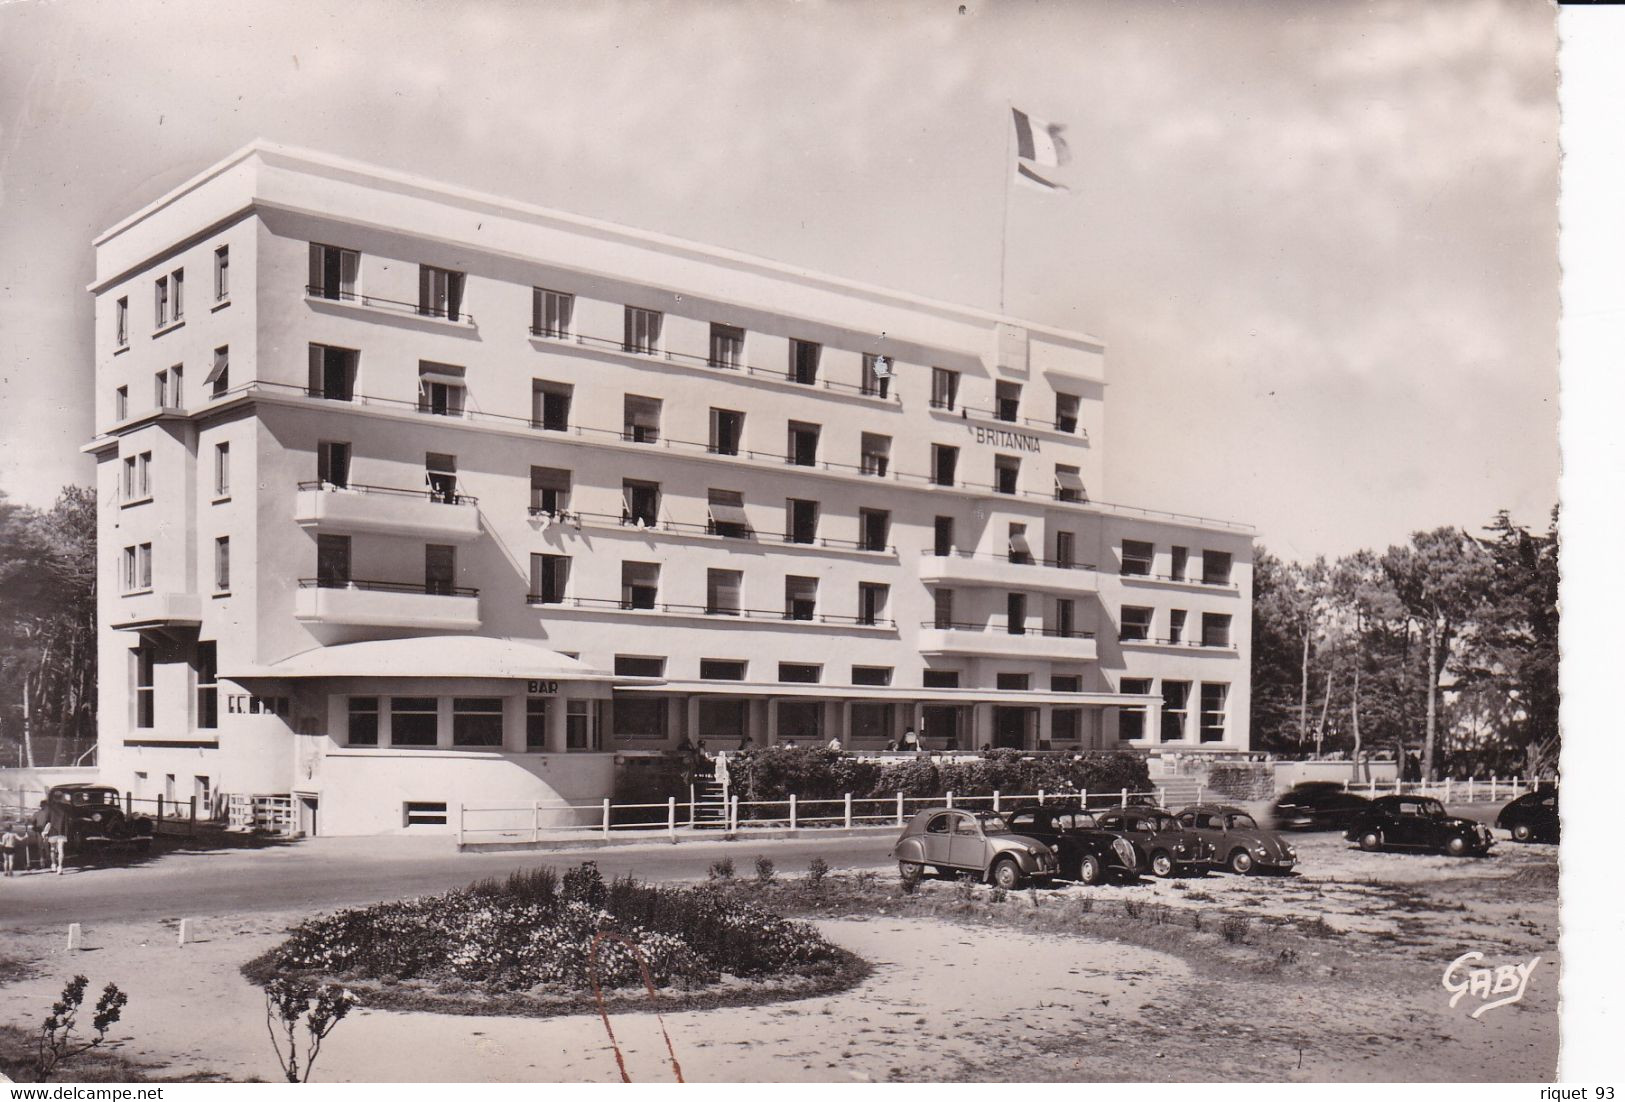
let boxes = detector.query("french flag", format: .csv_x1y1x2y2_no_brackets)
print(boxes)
1012,108,1070,192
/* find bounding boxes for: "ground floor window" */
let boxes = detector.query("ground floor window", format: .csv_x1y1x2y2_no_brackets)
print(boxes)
1119,678,1153,740
1200,683,1229,742
391,697,438,746
849,703,894,745
453,697,504,747
920,705,966,748
1051,708,1083,744
568,699,601,750
1161,681,1191,742
526,698,549,750
698,698,748,743
613,696,668,740
403,801,448,827
347,697,379,746
777,700,823,742
132,644,155,729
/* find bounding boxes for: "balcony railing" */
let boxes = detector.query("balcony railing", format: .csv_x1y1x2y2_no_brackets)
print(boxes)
1118,570,1240,590
923,620,1095,640
920,549,1098,572
1119,634,1237,651
297,480,477,506
305,286,475,326
300,578,479,597
526,595,895,628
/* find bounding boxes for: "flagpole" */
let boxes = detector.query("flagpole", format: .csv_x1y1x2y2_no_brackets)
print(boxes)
999,102,1014,316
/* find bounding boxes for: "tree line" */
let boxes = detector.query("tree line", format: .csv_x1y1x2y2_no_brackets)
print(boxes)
0,486,97,768
1251,508,1558,780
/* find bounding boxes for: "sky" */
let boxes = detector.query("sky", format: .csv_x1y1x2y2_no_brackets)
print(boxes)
0,0,1560,562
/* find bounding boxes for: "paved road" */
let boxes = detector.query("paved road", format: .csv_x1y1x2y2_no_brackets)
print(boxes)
0,832,900,928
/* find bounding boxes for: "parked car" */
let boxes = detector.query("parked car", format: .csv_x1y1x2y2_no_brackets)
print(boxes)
1001,804,1141,884
1497,789,1559,843
1090,805,1213,877
1271,782,1372,831
41,784,155,845
1344,795,1494,856
1174,804,1298,874
892,808,1060,889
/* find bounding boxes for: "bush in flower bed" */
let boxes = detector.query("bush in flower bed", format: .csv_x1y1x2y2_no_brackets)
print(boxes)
245,862,859,1011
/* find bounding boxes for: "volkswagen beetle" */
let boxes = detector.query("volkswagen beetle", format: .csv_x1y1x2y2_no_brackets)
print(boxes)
892,808,1059,889
1001,804,1141,884
1175,804,1297,874
1091,805,1213,877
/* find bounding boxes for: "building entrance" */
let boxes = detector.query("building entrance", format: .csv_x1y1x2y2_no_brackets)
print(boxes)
992,706,1034,750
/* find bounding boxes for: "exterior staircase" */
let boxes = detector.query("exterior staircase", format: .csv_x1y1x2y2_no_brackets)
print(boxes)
692,780,730,828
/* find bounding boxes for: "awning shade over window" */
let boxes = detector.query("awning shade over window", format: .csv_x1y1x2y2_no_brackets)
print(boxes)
1055,468,1086,493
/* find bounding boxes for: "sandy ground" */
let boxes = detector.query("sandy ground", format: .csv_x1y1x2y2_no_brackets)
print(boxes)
0,829,1560,1083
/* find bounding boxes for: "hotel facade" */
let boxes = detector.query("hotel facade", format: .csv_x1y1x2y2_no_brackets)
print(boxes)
87,143,1254,836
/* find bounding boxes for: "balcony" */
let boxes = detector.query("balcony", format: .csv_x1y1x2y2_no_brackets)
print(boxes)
918,550,1098,595
295,483,481,542
917,622,1098,661
295,579,481,631
110,591,203,631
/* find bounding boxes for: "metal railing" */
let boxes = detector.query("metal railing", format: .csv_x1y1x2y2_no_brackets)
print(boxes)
920,548,1100,572
306,286,474,325
1119,634,1237,651
1119,569,1239,590
298,577,480,597
921,620,1095,639
297,480,478,506
525,594,895,628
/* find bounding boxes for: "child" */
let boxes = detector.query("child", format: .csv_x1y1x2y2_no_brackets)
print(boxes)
0,822,20,877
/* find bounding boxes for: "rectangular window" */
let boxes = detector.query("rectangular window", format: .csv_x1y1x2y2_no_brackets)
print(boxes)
1051,674,1083,692
214,246,229,301
784,575,818,621
932,444,959,487
213,536,230,592
529,467,571,517
1054,392,1080,433
860,433,890,477
530,554,570,604
1202,613,1233,648
170,364,183,407
1055,464,1086,503
614,655,666,678
707,489,751,538
700,659,747,681
859,508,890,552
310,244,360,300
709,408,744,455
418,363,465,416
134,452,151,499
121,546,136,591
133,644,155,729
778,663,821,684
1203,550,1234,586
1008,523,1032,564
154,369,169,409
994,455,1020,495
623,394,662,443
923,670,961,692
196,642,219,730
425,544,456,595
316,534,351,586
858,582,889,626
567,699,599,750
1121,540,1154,576
532,381,573,431
1162,681,1191,742
995,381,1022,423
1007,592,1028,635
154,275,169,328
308,345,358,401
1051,709,1083,743
850,702,895,741
997,673,1030,691
1200,683,1229,743
861,354,891,398
115,298,129,347
623,306,662,354
789,339,820,384
453,698,504,747
317,441,351,488
1169,609,1187,644
418,265,464,320
1055,530,1075,569
1120,605,1153,642
136,543,152,589
851,666,893,686
709,323,745,368
390,697,439,746
706,569,743,616
532,287,574,338
1171,546,1189,581
171,269,184,320
208,346,229,397
934,516,954,557
1055,598,1076,638
525,698,549,750
621,561,660,609
622,480,660,527
787,421,820,466
115,385,128,421
933,588,955,629
347,697,379,747
426,453,458,503
930,367,959,410
403,802,449,826
121,457,136,502
1119,677,1153,740
786,498,818,544
613,697,668,739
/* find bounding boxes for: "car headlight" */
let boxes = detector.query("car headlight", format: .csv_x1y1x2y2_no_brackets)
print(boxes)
1113,839,1136,866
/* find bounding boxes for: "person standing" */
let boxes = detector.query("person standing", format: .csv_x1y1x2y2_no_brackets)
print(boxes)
0,823,20,877
34,798,70,875
901,726,920,753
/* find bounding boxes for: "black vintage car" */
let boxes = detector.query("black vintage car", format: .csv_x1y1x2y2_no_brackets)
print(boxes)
1497,789,1559,843
1001,804,1141,884
38,784,155,846
1092,805,1214,877
1344,795,1494,856
1271,781,1372,831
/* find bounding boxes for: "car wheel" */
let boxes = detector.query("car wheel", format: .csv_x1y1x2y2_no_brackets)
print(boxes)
1150,851,1175,878
1511,823,1533,843
1228,849,1254,875
1444,835,1469,857
991,859,1024,891
1358,831,1383,852
898,860,925,880
1077,855,1103,886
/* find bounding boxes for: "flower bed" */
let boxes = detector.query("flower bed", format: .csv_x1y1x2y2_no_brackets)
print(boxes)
244,863,867,1017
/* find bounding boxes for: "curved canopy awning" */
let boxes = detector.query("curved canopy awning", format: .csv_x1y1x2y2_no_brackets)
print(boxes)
225,636,622,681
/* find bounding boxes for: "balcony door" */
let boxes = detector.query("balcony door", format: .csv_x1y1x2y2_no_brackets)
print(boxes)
425,545,456,596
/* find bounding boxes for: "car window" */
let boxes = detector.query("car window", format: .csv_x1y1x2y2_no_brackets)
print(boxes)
953,815,981,836
1420,799,1445,818
1007,813,1036,832
1198,812,1225,829
1540,796,1556,809
1097,814,1123,830
925,814,952,834
1228,813,1259,830
1178,812,1196,827
1125,816,1149,832
976,813,1010,834
1055,812,1093,830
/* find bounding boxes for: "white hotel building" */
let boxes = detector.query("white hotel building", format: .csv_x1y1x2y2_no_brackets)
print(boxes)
86,143,1254,836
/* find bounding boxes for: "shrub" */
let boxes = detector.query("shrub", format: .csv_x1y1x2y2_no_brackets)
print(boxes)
33,976,129,1082
1221,914,1250,944
708,857,735,881
988,887,1007,904
1122,899,1144,920
953,875,976,902
898,868,921,896
754,856,776,884
561,862,606,908
806,857,830,884
472,865,558,907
